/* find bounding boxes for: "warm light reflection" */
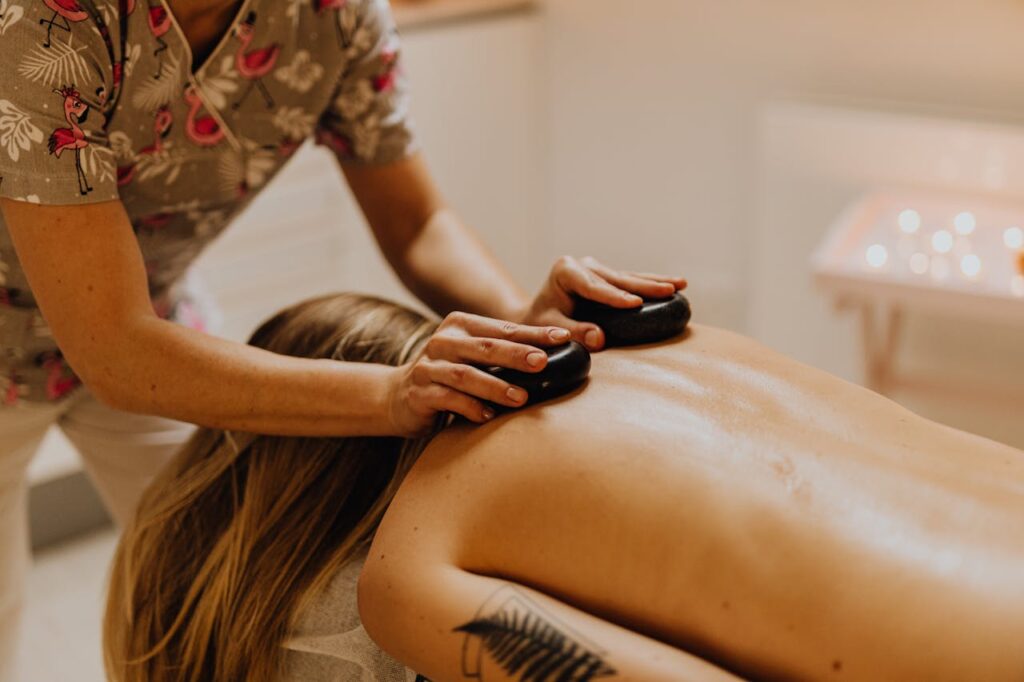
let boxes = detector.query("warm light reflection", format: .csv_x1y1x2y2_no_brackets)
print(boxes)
954,211,977,235
909,252,929,275
898,209,921,234
931,230,954,254
1005,226,1024,249
959,254,982,278
931,256,951,281
865,244,888,268
1013,275,1024,298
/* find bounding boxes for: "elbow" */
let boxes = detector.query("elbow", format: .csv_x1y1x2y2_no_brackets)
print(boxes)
70,354,140,413
78,370,134,412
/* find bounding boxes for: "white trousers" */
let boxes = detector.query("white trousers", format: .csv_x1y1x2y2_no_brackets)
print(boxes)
0,390,195,682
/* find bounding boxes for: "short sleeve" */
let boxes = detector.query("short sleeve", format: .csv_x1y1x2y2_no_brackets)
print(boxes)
314,0,418,165
0,3,117,205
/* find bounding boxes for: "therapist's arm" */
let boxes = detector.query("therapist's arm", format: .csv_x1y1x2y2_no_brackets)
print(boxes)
342,153,531,322
344,153,689,351
1,198,396,435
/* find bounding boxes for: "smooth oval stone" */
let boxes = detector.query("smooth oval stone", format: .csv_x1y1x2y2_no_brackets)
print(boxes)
574,293,691,347
483,341,591,408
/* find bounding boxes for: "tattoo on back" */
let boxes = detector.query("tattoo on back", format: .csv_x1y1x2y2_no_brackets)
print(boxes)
454,585,617,681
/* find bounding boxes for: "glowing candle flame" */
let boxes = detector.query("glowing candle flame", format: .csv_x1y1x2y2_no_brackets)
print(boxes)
931,230,954,254
898,209,921,234
865,244,888,268
954,211,977,235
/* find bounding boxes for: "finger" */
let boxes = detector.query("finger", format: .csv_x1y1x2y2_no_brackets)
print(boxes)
626,271,688,289
545,309,606,351
558,260,642,308
587,265,676,298
427,360,529,408
456,313,571,347
434,335,552,373
422,384,495,424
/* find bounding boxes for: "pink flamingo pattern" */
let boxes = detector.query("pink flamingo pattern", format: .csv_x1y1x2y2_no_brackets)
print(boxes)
147,0,172,79
47,85,93,195
117,105,174,186
184,85,225,147
36,351,80,400
233,12,280,110
38,0,89,48
313,0,349,49
374,38,400,93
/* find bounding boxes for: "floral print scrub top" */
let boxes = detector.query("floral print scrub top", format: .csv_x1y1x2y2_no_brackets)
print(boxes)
0,0,415,404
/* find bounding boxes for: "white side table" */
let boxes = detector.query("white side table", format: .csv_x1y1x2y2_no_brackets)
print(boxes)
813,191,1024,396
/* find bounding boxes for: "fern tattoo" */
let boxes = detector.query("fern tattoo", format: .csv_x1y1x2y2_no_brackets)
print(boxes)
455,587,617,681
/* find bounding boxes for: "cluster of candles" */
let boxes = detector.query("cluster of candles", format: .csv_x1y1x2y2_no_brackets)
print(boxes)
862,207,1024,297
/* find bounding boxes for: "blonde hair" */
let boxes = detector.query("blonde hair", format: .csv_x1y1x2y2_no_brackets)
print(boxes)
103,293,439,682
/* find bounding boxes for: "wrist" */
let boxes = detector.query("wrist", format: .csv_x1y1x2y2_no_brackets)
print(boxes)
365,364,403,437
502,296,533,324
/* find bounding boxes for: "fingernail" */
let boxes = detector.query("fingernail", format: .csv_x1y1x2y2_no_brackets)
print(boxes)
527,351,546,367
550,328,570,341
506,387,527,403
585,329,600,348
482,407,495,421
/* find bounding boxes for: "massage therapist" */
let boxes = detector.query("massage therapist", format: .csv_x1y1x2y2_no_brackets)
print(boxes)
0,0,684,678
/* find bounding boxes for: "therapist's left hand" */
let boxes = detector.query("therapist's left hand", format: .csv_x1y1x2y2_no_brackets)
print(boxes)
517,256,687,351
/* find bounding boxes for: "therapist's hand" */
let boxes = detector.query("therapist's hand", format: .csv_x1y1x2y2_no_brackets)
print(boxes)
518,256,687,351
386,311,571,436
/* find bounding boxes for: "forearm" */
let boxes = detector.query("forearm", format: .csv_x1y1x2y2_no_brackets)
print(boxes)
85,316,395,436
394,207,528,321
359,564,741,682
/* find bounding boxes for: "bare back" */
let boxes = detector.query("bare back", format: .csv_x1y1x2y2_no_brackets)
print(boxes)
370,325,1024,681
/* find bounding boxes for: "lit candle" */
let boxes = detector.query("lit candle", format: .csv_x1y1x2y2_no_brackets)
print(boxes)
909,252,929,275
959,254,982,279
954,211,977,236
931,230,954,254
865,244,889,268
898,209,921,234
1007,226,1024,250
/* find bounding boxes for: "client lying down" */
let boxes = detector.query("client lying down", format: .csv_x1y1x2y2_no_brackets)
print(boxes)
103,293,1024,682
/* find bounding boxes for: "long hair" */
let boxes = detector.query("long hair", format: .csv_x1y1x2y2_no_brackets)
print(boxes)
103,292,439,682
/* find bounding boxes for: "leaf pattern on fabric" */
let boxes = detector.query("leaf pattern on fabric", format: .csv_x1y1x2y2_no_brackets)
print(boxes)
350,113,381,160
108,130,135,161
284,0,304,27
186,206,229,238
81,144,116,186
131,50,184,110
333,78,374,120
0,99,44,162
135,144,188,185
218,140,276,195
272,105,315,139
274,50,324,93
0,0,24,35
17,36,90,86
200,56,240,110
122,42,142,79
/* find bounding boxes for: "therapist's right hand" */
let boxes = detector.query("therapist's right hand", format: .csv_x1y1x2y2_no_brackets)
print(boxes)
386,311,571,436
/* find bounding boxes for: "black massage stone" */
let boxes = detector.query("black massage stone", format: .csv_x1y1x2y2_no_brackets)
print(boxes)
483,341,591,409
574,293,691,347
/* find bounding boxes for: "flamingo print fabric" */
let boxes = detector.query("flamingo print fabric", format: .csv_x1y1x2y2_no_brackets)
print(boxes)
0,0,416,404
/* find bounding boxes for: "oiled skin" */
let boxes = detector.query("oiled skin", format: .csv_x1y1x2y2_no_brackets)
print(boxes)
366,325,1024,681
